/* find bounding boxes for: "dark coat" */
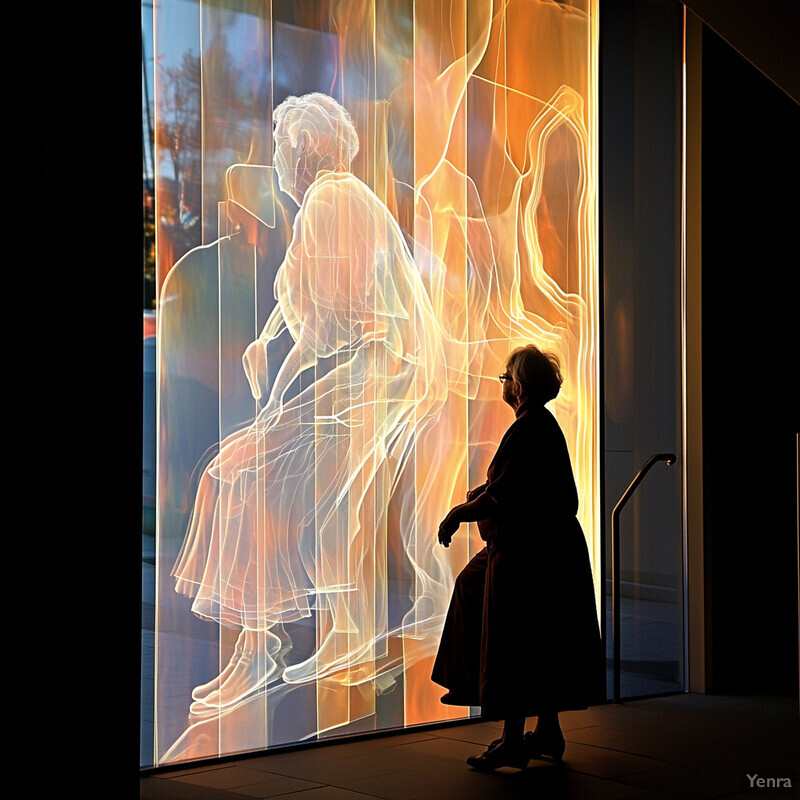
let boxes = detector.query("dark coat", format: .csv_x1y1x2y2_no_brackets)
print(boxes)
431,401,604,719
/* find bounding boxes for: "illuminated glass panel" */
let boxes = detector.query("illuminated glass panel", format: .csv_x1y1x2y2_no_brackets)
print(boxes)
146,0,599,766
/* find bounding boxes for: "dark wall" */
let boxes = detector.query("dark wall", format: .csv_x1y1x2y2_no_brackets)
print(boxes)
602,0,799,697
701,25,800,694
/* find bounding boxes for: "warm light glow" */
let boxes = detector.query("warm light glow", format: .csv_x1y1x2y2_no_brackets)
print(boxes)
153,0,598,765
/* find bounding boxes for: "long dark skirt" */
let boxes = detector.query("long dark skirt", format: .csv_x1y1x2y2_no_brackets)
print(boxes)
432,520,604,720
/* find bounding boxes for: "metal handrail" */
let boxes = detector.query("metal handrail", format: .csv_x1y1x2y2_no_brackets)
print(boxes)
611,452,677,703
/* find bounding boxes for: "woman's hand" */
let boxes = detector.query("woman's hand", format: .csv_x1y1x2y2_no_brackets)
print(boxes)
438,492,497,547
243,306,288,401
466,483,487,502
243,339,269,400
438,508,462,547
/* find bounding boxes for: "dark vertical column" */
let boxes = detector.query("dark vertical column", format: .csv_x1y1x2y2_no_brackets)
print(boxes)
601,0,685,699
701,25,800,695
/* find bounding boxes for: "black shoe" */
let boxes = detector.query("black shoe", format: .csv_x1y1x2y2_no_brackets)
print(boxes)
524,730,565,762
466,741,529,771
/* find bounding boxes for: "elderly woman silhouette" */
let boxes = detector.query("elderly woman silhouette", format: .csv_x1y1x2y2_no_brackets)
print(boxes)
432,344,602,770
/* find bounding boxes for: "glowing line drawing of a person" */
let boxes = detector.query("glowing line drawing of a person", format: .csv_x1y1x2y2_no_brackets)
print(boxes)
171,93,448,711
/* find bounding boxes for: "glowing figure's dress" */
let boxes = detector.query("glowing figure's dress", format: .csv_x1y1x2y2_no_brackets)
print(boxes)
172,171,447,673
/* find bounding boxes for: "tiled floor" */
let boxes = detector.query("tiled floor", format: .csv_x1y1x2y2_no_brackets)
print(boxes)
140,693,799,799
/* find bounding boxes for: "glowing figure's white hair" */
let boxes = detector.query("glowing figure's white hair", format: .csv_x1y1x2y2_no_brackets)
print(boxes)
273,93,360,168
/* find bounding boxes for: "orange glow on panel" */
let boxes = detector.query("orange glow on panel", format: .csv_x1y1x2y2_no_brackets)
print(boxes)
153,0,598,765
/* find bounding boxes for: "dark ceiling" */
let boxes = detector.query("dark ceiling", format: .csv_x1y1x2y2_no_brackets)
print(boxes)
682,0,800,105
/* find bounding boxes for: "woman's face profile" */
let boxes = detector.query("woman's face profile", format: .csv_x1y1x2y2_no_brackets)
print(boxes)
502,370,521,409
273,125,295,197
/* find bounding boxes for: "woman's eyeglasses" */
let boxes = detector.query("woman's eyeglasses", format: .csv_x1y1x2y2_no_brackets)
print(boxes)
498,373,512,383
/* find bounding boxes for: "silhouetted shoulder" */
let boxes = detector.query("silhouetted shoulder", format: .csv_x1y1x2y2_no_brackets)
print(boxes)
484,403,577,527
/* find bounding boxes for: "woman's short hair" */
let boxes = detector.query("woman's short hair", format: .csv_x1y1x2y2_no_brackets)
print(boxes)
273,93,360,169
506,344,563,404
